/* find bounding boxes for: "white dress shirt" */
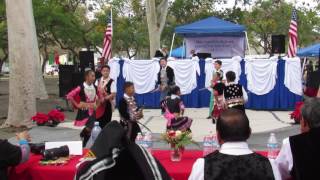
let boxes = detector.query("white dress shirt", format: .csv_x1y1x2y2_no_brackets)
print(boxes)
95,77,117,93
188,142,279,180
275,138,293,180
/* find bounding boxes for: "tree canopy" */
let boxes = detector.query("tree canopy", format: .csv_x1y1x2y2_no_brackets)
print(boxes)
0,0,319,71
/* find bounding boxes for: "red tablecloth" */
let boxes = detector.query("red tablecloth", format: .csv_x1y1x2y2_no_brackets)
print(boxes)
9,150,268,180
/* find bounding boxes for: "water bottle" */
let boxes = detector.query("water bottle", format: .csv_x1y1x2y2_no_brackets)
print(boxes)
135,133,143,146
203,135,213,156
144,132,153,153
86,121,102,148
211,134,219,152
267,133,279,159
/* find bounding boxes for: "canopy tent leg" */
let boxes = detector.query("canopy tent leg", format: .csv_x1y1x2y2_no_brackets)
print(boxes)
182,39,185,59
245,31,251,55
301,57,307,76
169,33,176,57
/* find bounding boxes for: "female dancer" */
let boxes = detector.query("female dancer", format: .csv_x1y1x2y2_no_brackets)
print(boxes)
66,69,98,126
161,86,192,131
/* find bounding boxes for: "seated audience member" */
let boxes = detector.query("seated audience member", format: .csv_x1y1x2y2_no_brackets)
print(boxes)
189,109,275,180
224,71,248,113
0,131,31,180
275,98,320,180
161,86,193,131
75,121,171,180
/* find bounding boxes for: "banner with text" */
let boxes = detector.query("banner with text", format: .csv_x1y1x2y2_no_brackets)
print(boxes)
186,36,246,58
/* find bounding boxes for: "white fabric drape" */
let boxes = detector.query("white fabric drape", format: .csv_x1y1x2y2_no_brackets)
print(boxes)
122,58,160,94
168,57,200,95
283,57,303,95
108,58,120,82
245,56,278,95
204,56,242,89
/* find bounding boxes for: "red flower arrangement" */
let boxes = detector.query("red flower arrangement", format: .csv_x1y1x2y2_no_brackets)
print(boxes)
48,109,65,123
31,109,65,127
290,102,304,123
31,113,49,125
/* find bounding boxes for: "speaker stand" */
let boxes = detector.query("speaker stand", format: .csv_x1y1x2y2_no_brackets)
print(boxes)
64,98,74,112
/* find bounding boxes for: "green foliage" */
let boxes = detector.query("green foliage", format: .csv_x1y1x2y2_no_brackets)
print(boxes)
241,0,320,53
0,0,319,63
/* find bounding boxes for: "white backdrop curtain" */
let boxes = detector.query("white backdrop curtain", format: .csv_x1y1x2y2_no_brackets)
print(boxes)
245,56,278,95
108,58,121,82
168,57,200,95
283,57,303,95
204,56,242,89
122,58,160,94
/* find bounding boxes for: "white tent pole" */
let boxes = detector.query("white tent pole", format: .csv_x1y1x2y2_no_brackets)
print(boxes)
302,57,307,75
245,31,251,55
182,39,185,59
169,33,176,57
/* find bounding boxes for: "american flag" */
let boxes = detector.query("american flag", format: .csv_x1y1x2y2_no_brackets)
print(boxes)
288,8,298,58
101,11,112,63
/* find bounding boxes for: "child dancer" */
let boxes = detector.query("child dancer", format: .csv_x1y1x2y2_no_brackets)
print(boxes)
161,86,193,131
66,69,98,126
118,82,144,141
211,72,226,124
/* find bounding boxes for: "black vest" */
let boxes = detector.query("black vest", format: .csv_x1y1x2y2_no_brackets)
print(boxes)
98,78,114,94
204,151,274,180
224,84,243,100
289,128,320,180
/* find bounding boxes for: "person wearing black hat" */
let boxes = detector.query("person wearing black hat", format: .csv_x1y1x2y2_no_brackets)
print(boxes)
154,46,169,59
118,82,143,141
75,121,171,180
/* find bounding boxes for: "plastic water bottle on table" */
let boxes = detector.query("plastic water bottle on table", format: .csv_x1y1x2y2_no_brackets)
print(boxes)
135,132,143,146
203,134,213,156
86,121,102,148
144,132,153,153
267,133,279,159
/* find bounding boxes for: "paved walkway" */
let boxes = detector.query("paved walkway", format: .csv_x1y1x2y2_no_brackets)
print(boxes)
8,108,299,150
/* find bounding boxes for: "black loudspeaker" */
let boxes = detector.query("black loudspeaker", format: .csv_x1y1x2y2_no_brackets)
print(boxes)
59,65,75,97
197,53,211,59
271,35,286,54
79,51,94,72
72,72,84,88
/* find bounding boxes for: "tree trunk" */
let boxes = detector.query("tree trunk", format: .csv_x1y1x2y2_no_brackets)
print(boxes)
0,60,4,74
4,0,46,127
145,0,169,59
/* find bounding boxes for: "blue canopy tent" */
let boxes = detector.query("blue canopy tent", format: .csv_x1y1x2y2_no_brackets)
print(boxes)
297,43,320,57
170,46,186,58
169,17,251,57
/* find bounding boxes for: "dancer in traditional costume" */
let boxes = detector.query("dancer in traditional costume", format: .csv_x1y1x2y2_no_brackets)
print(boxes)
95,65,116,129
118,82,144,141
211,72,226,124
224,71,248,113
67,69,98,127
161,86,192,131
208,60,223,119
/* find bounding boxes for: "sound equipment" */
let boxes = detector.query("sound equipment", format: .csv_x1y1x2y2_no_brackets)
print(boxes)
59,65,75,97
79,51,94,72
197,53,211,59
271,35,285,54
